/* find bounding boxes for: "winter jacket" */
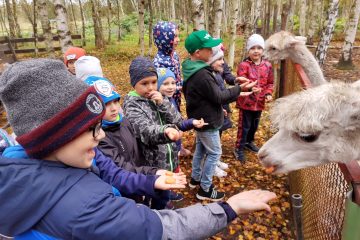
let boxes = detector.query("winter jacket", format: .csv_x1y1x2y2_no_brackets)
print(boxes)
123,91,182,171
98,118,159,175
236,58,274,111
182,58,241,131
214,72,233,132
153,21,182,109
0,146,233,240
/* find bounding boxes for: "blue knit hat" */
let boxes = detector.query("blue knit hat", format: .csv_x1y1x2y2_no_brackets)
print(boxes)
84,76,120,104
129,57,157,87
156,68,176,90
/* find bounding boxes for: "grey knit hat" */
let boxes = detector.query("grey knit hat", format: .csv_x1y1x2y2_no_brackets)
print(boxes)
129,57,157,87
0,58,105,158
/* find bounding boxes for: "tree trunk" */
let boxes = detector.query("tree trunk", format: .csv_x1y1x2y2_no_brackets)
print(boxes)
221,0,228,35
106,0,112,43
306,1,320,44
115,0,122,41
0,5,9,36
228,0,238,69
299,0,306,36
272,1,278,33
263,0,271,37
90,0,105,49
78,0,86,46
20,0,34,28
251,0,261,33
148,0,153,54
209,0,223,38
285,0,295,32
33,0,38,56
130,0,138,12
4,0,16,38
38,0,54,57
69,0,78,33
138,0,145,56
191,0,205,30
169,0,175,21
337,0,360,69
54,0,73,52
11,0,21,37
315,0,339,66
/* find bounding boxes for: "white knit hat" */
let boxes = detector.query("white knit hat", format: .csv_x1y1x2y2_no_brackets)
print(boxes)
75,56,104,81
207,44,224,65
246,34,265,52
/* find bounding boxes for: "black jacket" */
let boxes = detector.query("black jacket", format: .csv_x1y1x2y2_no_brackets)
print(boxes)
98,118,158,175
183,66,241,131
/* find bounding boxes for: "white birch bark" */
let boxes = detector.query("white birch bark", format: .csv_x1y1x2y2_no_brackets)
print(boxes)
54,0,72,52
169,0,175,21
337,0,360,68
285,0,295,31
299,0,306,36
315,0,339,66
209,0,223,38
306,1,321,44
228,0,238,68
138,0,145,56
191,0,205,30
38,0,54,57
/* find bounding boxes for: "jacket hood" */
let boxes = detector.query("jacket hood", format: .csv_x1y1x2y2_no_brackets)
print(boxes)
0,147,88,236
182,58,209,81
153,21,177,55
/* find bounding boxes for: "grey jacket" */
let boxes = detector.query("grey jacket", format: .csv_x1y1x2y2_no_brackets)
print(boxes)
123,91,183,171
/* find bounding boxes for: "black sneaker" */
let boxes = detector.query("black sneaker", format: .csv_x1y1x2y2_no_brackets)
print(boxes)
189,177,200,188
196,185,225,201
233,149,246,163
244,142,259,153
169,191,184,201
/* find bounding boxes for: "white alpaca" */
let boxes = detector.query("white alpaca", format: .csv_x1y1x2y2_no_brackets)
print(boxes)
264,31,327,86
258,80,360,173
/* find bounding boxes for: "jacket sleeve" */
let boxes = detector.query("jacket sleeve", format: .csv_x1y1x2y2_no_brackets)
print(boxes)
222,62,236,85
264,63,274,96
177,118,194,131
157,97,183,126
157,203,228,240
237,62,249,78
94,148,162,199
124,100,175,145
97,142,158,175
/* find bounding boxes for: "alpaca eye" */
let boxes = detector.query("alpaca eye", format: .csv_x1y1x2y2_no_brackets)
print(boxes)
297,133,319,143
271,47,277,51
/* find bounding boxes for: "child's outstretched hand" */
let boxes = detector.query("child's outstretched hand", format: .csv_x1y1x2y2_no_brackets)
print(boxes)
239,81,258,96
148,91,163,105
164,127,182,141
235,76,250,84
192,118,208,128
154,171,187,190
226,189,276,215
265,94,273,102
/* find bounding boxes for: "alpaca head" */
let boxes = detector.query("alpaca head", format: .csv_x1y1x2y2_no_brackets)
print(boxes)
259,81,360,173
263,31,307,61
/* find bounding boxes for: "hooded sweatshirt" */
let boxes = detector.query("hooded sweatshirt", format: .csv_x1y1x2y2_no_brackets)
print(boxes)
182,58,241,131
153,21,182,109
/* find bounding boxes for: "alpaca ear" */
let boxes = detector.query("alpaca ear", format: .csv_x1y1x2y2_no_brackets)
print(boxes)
285,38,305,48
294,36,307,44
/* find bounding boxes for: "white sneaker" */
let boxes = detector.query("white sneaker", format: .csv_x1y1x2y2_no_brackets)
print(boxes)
217,161,229,170
214,166,227,178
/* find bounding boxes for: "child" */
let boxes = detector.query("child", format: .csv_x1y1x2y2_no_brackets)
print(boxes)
234,34,274,162
0,58,276,239
75,55,104,81
182,30,257,201
63,46,86,75
153,21,192,157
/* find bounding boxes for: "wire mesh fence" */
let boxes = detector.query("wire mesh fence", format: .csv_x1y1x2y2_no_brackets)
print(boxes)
280,59,350,240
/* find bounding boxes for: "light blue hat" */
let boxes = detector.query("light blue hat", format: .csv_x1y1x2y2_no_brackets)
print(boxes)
156,68,176,90
84,76,120,104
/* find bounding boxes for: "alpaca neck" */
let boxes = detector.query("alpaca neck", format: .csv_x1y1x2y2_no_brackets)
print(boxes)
289,44,327,86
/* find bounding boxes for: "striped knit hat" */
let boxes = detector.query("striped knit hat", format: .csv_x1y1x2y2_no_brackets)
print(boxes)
0,59,105,158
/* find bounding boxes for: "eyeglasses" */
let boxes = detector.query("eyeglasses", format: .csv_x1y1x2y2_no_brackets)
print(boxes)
89,121,102,138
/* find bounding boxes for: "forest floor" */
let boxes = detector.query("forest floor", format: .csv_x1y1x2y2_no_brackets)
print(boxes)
8,38,360,239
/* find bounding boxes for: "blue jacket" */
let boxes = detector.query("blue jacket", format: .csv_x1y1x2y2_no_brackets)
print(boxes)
0,147,163,239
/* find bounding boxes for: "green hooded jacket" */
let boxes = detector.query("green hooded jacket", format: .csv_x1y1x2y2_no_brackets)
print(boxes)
182,58,209,81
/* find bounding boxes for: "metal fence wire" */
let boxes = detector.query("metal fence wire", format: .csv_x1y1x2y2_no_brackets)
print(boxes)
280,60,350,240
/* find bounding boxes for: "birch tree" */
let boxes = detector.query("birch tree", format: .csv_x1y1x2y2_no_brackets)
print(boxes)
228,0,238,68
209,0,223,38
38,0,54,57
299,0,306,36
285,0,295,31
106,0,112,43
90,0,105,48
138,0,145,56
315,0,339,66
169,0,175,21
12,0,21,37
4,0,16,38
54,0,73,52
191,0,205,30
20,0,35,30
78,0,86,46
306,1,321,44
69,0,78,33
115,0,122,41
337,0,360,69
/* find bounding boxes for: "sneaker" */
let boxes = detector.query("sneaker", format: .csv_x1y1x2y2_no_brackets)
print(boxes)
196,185,225,201
244,142,259,153
233,149,246,163
169,191,184,201
189,177,200,188
217,160,229,170
214,166,227,178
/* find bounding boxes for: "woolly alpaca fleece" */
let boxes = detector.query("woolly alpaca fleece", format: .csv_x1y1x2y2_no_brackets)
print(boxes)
259,80,360,173
264,31,326,86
